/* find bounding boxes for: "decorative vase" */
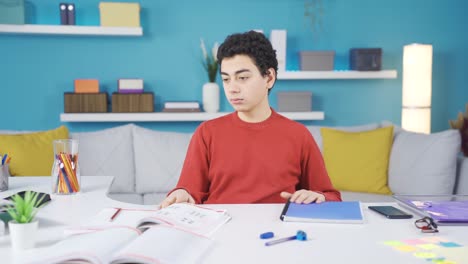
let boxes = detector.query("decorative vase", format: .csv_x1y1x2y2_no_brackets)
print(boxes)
8,220,38,251
202,82,220,113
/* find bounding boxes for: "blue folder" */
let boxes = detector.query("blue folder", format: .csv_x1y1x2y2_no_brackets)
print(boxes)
280,200,364,224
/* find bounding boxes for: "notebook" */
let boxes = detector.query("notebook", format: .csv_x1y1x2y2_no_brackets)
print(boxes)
280,200,364,224
18,203,231,264
393,194,468,225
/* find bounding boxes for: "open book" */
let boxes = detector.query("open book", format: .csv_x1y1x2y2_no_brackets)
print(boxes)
66,203,231,237
20,203,231,264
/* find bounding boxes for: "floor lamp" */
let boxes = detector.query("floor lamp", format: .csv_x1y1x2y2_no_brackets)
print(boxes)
402,44,433,134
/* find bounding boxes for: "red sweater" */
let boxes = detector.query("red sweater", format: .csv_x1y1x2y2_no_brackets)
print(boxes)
174,110,341,204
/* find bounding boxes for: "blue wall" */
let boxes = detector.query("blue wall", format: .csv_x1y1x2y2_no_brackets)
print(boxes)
1,0,467,133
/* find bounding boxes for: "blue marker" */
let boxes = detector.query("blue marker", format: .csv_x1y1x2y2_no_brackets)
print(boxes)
1,154,7,165
265,230,307,246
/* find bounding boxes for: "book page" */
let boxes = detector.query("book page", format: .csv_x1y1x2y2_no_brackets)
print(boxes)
18,227,139,264
138,203,231,237
110,225,213,264
65,208,158,235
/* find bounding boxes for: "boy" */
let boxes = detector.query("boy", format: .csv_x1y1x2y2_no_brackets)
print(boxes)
161,31,341,208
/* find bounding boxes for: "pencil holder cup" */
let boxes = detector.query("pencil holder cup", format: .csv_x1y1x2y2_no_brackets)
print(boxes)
0,164,9,192
51,139,80,195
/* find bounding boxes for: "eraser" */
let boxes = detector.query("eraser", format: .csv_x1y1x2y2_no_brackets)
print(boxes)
260,232,274,239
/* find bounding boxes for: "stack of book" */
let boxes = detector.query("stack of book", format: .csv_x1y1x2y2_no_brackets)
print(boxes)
163,101,201,112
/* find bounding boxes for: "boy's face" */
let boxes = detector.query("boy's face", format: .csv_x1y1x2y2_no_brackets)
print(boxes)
220,54,275,114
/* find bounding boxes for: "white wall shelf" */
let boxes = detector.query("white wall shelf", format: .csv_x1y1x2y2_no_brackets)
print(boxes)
60,112,325,122
0,24,143,36
277,70,397,80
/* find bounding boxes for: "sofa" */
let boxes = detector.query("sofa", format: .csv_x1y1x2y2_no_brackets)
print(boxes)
1,121,467,205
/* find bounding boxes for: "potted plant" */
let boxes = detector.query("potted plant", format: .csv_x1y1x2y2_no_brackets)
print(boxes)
304,0,324,37
200,38,220,113
449,103,468,157
6,190,45,250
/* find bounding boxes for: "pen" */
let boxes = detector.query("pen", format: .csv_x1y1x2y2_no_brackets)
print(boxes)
1,154,7,165
265,230,307,246
110,208,122,221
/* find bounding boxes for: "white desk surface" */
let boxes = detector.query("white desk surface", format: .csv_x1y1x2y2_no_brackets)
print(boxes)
1,176,468,264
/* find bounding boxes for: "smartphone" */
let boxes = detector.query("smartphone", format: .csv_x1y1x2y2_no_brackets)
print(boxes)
368,206,413,219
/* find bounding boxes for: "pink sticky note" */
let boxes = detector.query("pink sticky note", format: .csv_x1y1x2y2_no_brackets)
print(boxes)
403,239,426,245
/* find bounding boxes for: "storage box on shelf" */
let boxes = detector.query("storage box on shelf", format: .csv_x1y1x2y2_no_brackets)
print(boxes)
277,91,312,112
350,48,382,71
299,51,335,71
99,2,141,27
0,0,25,24
111,93,154,113
64,93,108,113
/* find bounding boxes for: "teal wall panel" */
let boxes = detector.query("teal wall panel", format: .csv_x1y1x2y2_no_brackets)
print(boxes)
1,0,467,132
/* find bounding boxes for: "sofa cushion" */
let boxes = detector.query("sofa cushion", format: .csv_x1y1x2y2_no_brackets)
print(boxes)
133,125,192,194
321,126,393,194
456,156,468,194
0,126,69,176
143,193,168,205
340,191,395,203
107,193,144,205
306,123,380,152
385,123,461,195
71,124,135,193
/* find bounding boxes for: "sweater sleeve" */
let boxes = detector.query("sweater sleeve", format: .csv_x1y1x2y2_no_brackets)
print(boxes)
171,124,211,203
300,131,342,201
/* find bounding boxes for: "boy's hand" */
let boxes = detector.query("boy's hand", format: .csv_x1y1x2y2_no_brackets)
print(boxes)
280,189,325,204
160,189,195,208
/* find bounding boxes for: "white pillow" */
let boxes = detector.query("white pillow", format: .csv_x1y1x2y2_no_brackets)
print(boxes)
71,124,135,193
456,156,468,194
306,123,380,152
386,123,461,195
132,125,192,194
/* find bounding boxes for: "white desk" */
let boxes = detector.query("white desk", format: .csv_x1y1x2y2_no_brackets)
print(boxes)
1,177,468,264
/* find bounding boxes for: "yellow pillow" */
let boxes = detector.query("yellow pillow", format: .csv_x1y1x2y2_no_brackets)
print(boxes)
0,126,69,176
321,126,393,194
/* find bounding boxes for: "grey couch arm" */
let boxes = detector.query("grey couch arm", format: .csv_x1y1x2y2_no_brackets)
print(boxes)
455,155,468,194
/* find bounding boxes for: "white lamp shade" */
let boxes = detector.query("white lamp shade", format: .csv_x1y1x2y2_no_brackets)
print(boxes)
402,44,433,134
402,108,431,134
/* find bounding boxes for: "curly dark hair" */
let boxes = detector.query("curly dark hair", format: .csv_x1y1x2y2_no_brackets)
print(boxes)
217,30,278,80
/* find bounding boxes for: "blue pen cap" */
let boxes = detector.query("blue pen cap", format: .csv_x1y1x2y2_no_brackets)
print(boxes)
260,232,274,239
